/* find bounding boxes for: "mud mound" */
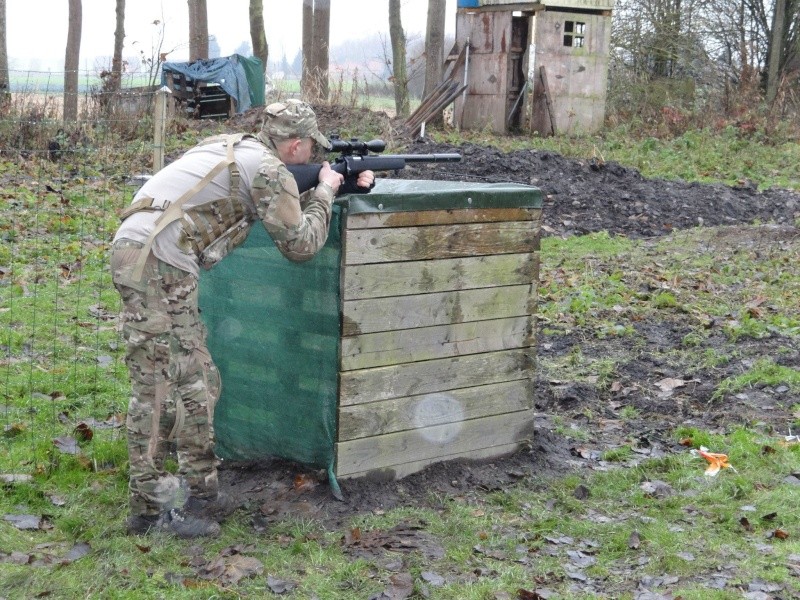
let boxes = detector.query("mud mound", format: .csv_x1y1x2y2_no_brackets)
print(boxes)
396,140,800,238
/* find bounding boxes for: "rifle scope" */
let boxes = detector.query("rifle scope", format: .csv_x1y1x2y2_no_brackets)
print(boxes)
327,135,386,155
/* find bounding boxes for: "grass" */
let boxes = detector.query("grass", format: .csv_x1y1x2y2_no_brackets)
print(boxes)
1,109,799,597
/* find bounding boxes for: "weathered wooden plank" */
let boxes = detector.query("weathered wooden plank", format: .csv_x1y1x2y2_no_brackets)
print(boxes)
340,348,533,406
335,410,534,476
343,284,535,335
342,252,539,301
346,208,540,229
337,442,524,481
337,379,532,441
341,316,533,371
344,222,539,265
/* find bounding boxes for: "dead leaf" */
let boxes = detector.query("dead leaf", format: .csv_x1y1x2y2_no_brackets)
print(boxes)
73,422,94,443
517,590,544,600
53,436,80,455
62,542,91,563
655,377,686,392
640,480,674,498
628,530,641,549
3,423,26,437
293,473,317,493
573,484,591,500
4,514,45,530
421,571,445,587
1,473,33,484
266,574,295,594
343,527,361,545
382,572,414,599
740,517,753,532
206,554,263,586
772,528,790,540
47,494,66,507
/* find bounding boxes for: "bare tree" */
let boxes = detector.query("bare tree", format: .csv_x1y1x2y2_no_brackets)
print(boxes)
302,0,313,96
766,0,791,103
64,0,82,122
313,0,330,101
109,0,126,93
187,0,209,61
423,0,446,99
301,0,330,101
389,0,410,117
249,0,268,71
0,0,8,103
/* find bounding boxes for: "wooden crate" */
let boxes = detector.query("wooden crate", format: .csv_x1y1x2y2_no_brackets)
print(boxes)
334,180,541,480
164,71,235,120
201,179,542,482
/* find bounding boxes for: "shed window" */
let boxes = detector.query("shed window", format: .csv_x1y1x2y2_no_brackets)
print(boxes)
563,21,586,48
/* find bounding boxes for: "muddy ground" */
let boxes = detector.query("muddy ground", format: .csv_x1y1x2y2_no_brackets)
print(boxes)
219,109,800,576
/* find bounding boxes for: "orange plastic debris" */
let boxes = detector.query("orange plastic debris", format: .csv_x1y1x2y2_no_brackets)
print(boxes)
691,446,735,477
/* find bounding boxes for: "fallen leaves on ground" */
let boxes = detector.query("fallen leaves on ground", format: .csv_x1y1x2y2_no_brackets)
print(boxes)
194,545,264,586
342,521,445,561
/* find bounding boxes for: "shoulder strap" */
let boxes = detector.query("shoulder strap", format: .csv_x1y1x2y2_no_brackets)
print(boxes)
130,134,248,282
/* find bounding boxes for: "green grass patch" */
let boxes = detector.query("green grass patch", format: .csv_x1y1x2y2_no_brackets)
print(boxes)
713,358,800,401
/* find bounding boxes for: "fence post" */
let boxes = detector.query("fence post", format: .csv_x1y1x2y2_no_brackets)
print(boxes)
153,86,172,172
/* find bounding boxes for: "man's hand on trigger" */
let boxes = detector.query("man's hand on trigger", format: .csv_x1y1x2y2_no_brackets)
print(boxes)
318,161,344,194
357,170,376,189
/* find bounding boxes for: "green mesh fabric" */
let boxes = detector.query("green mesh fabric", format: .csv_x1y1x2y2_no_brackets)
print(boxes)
199,207,342,470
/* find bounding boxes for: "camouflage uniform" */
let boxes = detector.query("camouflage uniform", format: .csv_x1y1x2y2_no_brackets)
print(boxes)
111,100,334,518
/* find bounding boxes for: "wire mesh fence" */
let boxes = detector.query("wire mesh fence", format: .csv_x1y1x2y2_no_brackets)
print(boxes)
1,69,162,478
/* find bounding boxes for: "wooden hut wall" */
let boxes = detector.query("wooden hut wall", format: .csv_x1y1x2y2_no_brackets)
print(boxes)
454,10,513,133
531,9,611,134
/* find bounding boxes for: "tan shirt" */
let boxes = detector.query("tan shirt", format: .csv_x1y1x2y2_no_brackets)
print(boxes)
114,137,334,276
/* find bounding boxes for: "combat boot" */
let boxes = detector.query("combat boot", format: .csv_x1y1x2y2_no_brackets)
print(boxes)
162,507,221,538
184,491,238,522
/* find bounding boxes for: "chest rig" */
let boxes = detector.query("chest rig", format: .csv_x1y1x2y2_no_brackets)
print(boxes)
123,133,257,281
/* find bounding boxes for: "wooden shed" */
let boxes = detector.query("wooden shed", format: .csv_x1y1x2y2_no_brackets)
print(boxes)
199,180,542,486
451,0,614,135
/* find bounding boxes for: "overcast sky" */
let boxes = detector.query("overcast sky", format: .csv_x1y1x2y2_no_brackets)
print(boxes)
7,0,457,72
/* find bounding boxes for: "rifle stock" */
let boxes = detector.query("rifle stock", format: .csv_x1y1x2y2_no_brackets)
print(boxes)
286,146,461,195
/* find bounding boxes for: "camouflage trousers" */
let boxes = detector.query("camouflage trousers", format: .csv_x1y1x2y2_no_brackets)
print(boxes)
111,239,221,517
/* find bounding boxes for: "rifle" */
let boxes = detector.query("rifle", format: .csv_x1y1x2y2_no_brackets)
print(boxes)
286,136,462,195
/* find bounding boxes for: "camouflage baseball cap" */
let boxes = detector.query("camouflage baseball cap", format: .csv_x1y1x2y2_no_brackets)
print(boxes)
259,99,331,149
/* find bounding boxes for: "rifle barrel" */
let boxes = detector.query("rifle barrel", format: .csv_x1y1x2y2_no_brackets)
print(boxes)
400,153,462,163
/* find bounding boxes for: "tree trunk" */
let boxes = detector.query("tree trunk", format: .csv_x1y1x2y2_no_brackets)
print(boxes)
187,0,209,61
766,0,787,104
389,0,410,117
301,0,330,102
422,0,446,125
0,0,9,101
64,0,82,122
312,0,330,102
302,0,313,97
110,0,125,93
249,0,268,72
423,0,446,99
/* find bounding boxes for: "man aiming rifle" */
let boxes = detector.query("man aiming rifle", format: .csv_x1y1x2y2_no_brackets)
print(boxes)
110,100,375,538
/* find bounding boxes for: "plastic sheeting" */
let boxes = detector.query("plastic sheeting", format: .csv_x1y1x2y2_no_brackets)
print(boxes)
161,54,265,113
199,207,342,472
